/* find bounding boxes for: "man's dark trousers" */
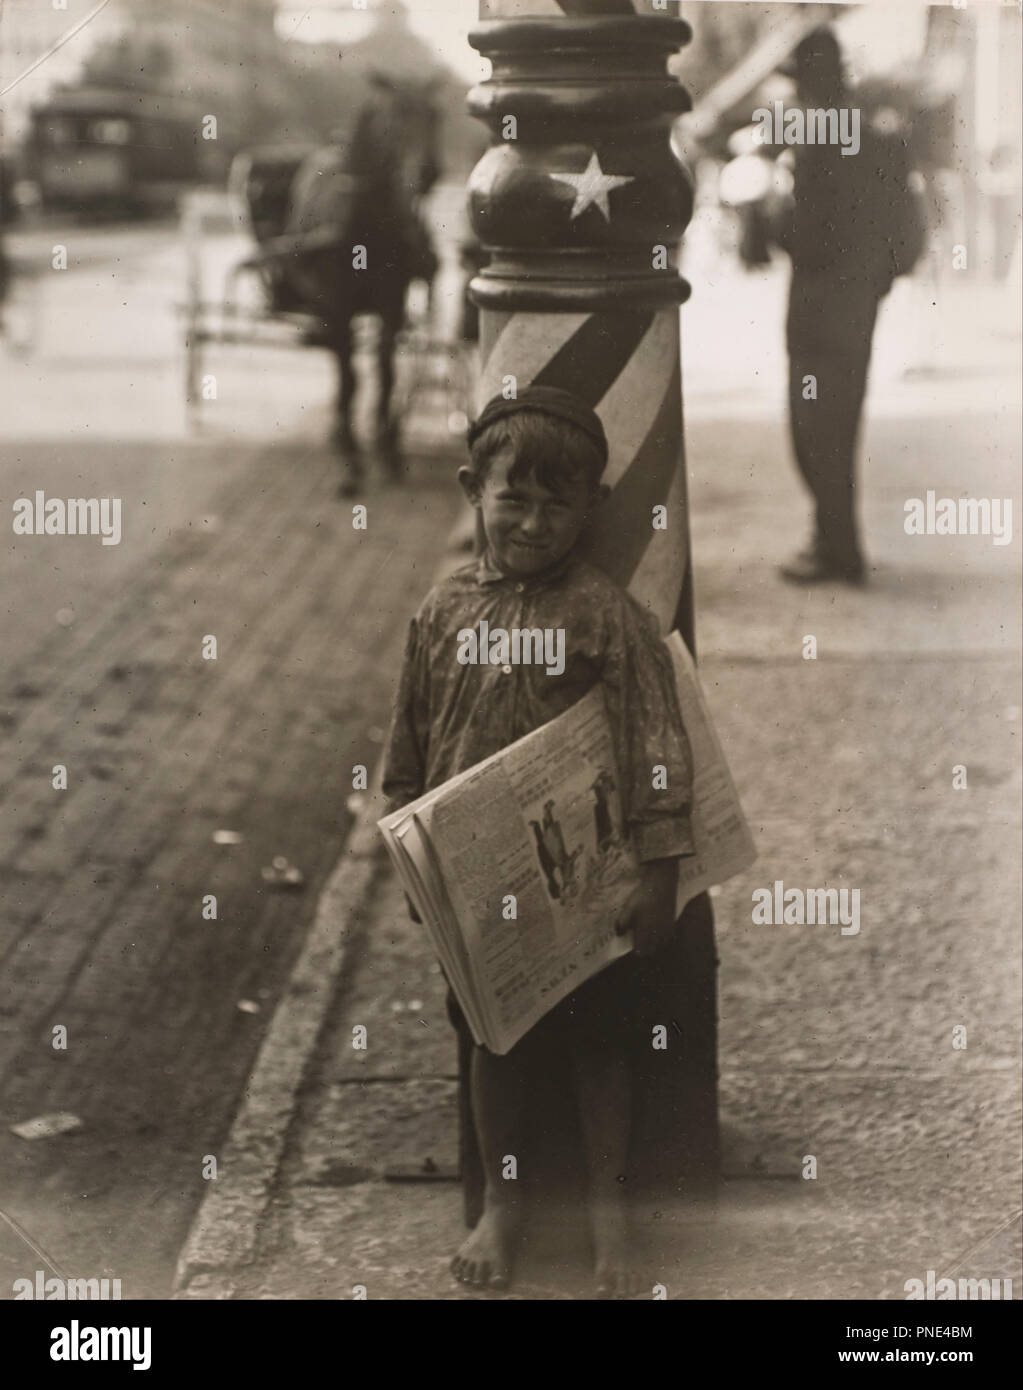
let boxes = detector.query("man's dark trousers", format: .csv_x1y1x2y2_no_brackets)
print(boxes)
786,268,888,572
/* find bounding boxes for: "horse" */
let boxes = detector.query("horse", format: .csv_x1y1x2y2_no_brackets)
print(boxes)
276,73,441,493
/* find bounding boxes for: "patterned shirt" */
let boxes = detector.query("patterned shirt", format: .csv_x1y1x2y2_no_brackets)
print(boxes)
382,550,695,862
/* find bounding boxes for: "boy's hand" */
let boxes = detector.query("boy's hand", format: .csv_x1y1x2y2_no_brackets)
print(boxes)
616,857,679,957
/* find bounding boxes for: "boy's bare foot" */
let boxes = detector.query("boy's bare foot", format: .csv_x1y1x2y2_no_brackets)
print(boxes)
450,1205,517,1290
592,1204,641,1299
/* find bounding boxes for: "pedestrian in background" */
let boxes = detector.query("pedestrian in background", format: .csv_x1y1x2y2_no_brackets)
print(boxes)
771,28,924,585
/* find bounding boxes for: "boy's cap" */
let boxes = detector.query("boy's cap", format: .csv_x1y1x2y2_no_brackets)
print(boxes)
468,385,608,464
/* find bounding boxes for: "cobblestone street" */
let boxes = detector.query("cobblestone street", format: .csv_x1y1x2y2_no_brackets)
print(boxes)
0,429,463,1295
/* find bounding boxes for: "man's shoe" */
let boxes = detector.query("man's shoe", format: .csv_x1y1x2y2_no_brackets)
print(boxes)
779,550,866,586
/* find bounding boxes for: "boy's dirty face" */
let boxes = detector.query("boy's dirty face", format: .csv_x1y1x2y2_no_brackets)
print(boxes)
459,446,600,578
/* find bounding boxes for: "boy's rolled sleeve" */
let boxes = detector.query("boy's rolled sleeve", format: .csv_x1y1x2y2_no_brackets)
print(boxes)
381,615,430,818
601,598,696,864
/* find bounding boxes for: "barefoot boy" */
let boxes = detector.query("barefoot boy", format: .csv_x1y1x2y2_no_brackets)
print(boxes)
382,385,695,1297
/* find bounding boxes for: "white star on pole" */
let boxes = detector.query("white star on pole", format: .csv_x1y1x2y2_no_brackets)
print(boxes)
549,153,634,221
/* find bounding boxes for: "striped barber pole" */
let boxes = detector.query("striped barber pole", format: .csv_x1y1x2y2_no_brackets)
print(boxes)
468,1,696,645
477,306,686,634
459,1,719,1222
481,0,666,17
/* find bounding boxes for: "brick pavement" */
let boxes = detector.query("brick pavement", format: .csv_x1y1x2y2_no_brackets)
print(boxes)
0,437,463,1296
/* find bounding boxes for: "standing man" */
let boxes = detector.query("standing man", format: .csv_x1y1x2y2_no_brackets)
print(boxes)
774,28,905,586
0,151,13,326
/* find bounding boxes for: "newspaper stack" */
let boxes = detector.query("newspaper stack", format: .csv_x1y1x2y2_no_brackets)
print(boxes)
378,632,756,1055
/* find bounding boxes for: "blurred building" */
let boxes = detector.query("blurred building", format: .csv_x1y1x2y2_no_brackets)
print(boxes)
2,0,281,158
2,0,481,181
274,0,486,82
274,0,484,177
1,0,121,145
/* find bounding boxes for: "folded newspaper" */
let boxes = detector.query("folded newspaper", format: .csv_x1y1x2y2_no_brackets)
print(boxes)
377,632,756,1055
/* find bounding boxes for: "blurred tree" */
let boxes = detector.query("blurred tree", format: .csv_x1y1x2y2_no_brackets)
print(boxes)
288,12,481,178
71,0,482,179
81,35,175,90
673,1,800,99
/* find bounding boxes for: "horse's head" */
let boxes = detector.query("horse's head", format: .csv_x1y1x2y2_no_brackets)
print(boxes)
282,68,443,312
362,69,443,201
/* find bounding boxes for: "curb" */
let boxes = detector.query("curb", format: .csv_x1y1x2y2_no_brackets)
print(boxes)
173,792,387,1295
173,511,473,1297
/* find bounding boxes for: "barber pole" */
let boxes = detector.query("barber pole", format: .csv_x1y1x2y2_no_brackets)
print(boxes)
463,0,718,1219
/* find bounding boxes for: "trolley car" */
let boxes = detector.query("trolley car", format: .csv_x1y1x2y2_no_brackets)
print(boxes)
26,87,203,216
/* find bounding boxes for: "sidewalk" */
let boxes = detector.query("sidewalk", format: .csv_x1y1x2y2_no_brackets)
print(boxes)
0,211,472,1296
175,273,1022,1301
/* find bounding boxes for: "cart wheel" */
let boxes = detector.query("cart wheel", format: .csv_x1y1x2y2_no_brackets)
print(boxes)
1,258,41,357
449,343,475,437
180,193,205,426
183,292,203,423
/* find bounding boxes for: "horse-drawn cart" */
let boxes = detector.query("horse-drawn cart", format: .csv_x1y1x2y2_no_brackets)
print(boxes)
179,120,473,483
180,175,318,418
